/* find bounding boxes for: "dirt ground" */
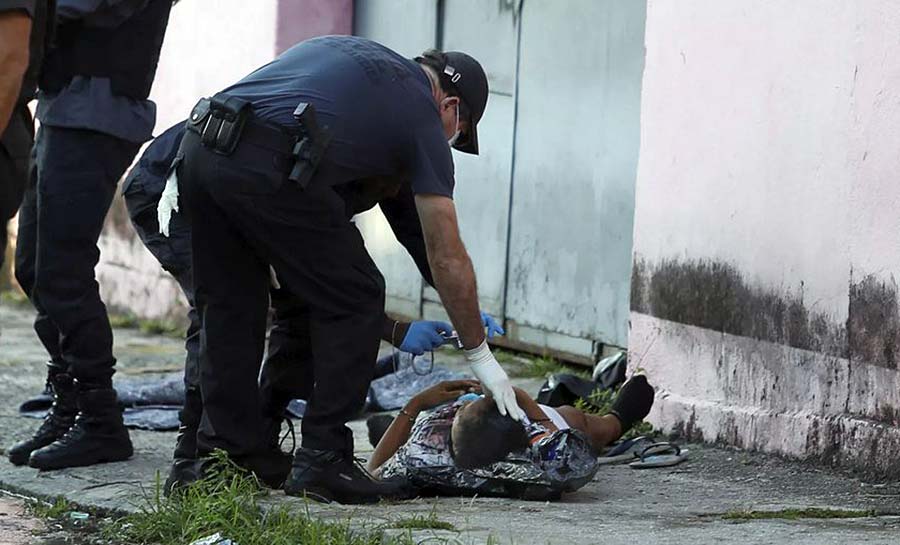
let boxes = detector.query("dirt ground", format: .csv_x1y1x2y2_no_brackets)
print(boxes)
0,496,41,545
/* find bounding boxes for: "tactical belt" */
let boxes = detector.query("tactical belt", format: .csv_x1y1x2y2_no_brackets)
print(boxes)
185,92,330,189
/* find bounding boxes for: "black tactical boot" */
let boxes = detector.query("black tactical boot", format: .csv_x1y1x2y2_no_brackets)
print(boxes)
28,385,133,470
163,387,203,495
283,447,409,504
8,364,77,465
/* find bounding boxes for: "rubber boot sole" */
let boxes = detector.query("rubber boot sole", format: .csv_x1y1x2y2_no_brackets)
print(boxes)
7,432,71,466
28,442,133,471
283,483,381,505
7,449,31,466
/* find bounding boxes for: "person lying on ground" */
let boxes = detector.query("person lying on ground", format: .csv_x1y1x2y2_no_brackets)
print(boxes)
366,375,655,498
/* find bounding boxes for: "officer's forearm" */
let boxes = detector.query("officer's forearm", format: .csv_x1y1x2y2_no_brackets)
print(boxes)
415,194,486,349
0,12,31,134
430,253,485,349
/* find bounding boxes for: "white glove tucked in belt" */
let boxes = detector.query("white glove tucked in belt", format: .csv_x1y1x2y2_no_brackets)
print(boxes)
157,169,180,237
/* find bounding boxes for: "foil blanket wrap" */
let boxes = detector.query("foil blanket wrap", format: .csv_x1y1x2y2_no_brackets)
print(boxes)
381,400,599,501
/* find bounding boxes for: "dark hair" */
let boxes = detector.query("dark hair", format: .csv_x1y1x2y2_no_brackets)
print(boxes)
451,399,529,469
415,49,460,98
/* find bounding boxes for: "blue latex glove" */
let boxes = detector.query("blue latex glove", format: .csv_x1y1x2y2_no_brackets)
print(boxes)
480,311,505,338
400,320,453,355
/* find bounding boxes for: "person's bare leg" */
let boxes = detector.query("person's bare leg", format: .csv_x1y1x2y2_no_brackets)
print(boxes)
556,406,622,451
553,376,655,452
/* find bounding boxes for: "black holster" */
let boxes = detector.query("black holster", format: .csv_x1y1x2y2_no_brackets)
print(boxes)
186,92,250,156
289,103,331,190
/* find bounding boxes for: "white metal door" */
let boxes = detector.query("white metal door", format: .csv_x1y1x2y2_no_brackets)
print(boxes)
422,0,520,320
504,0,646,353
353,0,439,317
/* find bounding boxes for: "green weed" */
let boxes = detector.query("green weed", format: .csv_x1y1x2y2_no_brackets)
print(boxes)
104,451,414,545
507,355,591,380
25,496,72,519
389,509,456,531
108,312,139,329
0,289,30,308
139,318,182,337
721,507,881,521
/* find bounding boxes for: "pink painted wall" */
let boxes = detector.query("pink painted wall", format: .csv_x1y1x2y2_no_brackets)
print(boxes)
276,0,353,54
631,0,900,476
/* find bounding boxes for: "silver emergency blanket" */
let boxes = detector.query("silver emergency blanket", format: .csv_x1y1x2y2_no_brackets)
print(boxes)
366,354,467,412
380,400,598,501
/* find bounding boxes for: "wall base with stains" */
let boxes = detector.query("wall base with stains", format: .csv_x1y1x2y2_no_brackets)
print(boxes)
631,0,900,474
634,312,900,478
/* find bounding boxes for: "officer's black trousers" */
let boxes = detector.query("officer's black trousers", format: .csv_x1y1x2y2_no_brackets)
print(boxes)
0,105,34,272
125,177,309,413
258,288,314,418
124,165,315,433
15,126,139,383
179,131,384,457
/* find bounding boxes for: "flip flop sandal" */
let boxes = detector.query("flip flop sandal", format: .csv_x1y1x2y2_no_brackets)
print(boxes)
596,436,655,465
629,442,689,469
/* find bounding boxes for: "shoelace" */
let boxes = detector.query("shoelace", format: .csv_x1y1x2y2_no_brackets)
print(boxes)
34,412,72,437
54,416,86,446
351,456,377,482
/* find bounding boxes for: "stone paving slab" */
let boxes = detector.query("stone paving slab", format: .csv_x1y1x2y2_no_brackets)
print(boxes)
2,302,900,544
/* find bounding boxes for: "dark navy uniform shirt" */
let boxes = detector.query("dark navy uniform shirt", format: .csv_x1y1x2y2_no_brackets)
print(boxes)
36,0,158,143
224,35,455,200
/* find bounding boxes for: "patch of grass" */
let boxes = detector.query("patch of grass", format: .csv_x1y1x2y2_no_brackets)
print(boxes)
139,318,182,337
574,382,655,440
507,354,591,380
389,510,456,532
721,508,880,521
108,312,139,329
493,348,527,365
0,289,30,308
109,311,185,338
103,451,415,545
25,496,73,519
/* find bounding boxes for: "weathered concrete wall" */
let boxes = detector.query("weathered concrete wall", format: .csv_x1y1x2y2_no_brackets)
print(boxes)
96,0,349,320
633,0,900,476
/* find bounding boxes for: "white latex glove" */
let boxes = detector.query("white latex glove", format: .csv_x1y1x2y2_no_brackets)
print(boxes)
269,266,281,289
465,340,525,421
157,169,180,237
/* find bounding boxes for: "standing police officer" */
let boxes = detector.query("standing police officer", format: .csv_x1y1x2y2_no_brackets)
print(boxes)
178,35,524,503
0,0,51,284
8,0,173,470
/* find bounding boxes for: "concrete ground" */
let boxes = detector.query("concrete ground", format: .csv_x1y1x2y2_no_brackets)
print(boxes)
2,301,900,545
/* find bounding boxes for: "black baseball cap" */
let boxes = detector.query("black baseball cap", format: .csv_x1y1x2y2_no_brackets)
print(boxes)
416,50,489,155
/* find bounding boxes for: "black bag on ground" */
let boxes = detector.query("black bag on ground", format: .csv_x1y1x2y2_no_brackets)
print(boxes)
535,352,629,408
535,374,603,408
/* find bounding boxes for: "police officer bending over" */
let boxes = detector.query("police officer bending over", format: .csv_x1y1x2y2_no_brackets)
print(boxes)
125,120,503,491
177,35,524,503
8,0,173,470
